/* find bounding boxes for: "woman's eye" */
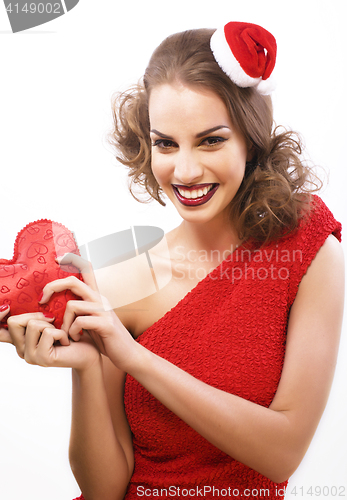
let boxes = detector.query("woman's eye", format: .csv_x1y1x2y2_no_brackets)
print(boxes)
151,136,226,150
201,136,227,147
152,139,176,149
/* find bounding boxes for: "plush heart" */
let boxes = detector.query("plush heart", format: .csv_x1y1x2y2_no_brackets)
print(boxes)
0,219,83,329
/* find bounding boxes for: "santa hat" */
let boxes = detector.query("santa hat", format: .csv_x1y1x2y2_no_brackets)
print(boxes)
210,22,277,95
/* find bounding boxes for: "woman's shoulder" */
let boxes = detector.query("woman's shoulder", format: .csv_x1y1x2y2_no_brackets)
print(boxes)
94,226,187,336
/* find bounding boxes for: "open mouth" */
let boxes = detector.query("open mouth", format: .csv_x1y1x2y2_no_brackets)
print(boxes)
172,183,219,207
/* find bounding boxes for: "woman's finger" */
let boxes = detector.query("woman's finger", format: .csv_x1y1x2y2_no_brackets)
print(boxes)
0,327,13,344
0,304,10,318
24,320,71,365
61,299,105,340
66,315,108,356
35,330,99,370
0,305,11,343
39,275,97,305
56,253,98,291
7,313,55,358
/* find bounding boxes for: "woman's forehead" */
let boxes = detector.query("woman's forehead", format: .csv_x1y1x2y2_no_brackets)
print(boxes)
148,83,231,126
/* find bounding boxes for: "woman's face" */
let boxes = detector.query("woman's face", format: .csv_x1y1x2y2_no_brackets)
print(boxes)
149,83,250,226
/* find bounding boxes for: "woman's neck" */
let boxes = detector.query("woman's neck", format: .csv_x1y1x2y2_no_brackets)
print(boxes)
174,216,242,259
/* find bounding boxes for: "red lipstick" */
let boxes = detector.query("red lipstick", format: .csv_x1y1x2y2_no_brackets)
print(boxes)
172,183,219,207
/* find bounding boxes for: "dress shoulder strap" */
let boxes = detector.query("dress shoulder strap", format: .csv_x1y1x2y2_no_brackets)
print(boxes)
286,195,342,305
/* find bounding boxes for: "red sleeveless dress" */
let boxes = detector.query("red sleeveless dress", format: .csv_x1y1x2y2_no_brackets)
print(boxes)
73,196,341,500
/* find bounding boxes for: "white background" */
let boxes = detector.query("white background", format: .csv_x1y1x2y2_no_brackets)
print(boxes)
0,1,346,499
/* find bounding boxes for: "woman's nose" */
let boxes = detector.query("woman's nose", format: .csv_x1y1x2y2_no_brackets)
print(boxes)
173,149,203,185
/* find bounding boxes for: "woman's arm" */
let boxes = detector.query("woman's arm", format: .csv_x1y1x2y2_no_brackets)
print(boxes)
67,262,134,499
4,314,133,500
69,354,133,500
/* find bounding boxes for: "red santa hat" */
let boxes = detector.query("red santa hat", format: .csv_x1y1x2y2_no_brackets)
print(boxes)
210,22,277,95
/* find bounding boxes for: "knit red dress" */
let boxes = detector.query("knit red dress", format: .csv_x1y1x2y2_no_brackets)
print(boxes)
73,196,341,500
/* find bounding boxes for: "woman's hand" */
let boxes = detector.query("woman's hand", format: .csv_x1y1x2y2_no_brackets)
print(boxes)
39,254,139,372
0,256,101,371
6,311,99,370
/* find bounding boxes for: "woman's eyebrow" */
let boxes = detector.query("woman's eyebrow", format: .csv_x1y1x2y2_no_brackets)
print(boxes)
150,129,173,140
150,125,230,140
196,125,230,138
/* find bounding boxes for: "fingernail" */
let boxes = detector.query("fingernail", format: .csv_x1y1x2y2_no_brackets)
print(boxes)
38,291,43,303
0,304,9,312
43,313,55,320
79,330,84,336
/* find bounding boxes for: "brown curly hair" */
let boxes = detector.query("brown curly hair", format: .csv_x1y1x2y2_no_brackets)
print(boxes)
109,28,321,243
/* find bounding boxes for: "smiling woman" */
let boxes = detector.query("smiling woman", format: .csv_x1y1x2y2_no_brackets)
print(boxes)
94,23,342,499
150,123,229,207
148,84,248,221
111,28,319,244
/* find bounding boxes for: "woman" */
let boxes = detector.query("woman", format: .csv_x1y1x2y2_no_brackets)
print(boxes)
0,22,344,500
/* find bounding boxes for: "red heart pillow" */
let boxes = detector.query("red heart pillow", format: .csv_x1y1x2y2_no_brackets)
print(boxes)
0,219,83,329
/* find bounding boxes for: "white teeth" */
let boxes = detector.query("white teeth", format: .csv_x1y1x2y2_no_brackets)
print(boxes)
176,184,213,199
